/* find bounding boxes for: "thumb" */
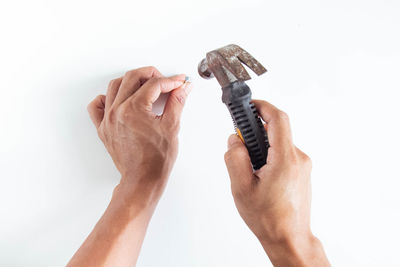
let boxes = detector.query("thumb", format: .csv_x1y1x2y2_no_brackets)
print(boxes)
87,94,105,129
162,77,193,125
224,134,254,193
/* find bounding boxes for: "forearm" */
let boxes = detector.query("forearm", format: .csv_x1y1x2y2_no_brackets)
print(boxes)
259,232,330,267
67,183,155,267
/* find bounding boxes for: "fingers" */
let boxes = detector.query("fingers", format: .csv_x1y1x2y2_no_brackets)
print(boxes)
252,100,294,155
112,66,163,107
224,134,254,193
87,95,106,129
105,77,122,112
162,79,192,125
133,74,186,110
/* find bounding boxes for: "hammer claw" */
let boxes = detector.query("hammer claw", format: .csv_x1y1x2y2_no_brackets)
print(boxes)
218,53,252,81
237,50,267,76
199,44,266,87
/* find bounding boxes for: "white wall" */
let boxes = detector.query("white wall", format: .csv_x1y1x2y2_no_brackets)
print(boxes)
1,0,399,266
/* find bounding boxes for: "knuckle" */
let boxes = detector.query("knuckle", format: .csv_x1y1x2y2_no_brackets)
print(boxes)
144,77,156,85
277,110,289,121
281,148,298,165
294,147,312,169
224,151,232,162
143,66,158,73
300,153,312,168
108,77,121,88
150,77,163,85
254,99,270,111
116,104,131,122
125,69,136,77
125,66,159,79
106,85,118,99
140,76,159,89
171,91,186,105
124,69,139,79
224,147,247,163
87,95,101,111
86,102,93,112
147,77,167,92
257,99,268,107
108,79,116,87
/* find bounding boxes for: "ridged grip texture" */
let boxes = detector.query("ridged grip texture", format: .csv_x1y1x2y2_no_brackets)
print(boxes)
222,81,270,170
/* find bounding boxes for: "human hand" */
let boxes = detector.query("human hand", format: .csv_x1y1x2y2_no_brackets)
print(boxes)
68,66,191,267
87,66,192,209
224,100,329,266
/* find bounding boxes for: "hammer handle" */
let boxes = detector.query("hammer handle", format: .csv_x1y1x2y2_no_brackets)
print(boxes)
222,81,270,170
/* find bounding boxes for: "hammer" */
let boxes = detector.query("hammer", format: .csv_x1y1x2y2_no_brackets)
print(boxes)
198,44,270,170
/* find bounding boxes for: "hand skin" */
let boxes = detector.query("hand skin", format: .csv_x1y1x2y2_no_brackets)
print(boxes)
67,66,192,267
224,100,330,267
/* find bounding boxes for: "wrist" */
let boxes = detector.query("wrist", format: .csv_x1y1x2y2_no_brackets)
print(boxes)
110,181,158,222
259,231,329,267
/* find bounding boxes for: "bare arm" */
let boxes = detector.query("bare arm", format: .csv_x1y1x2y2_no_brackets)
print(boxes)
67,66,192,267
224,100,330,266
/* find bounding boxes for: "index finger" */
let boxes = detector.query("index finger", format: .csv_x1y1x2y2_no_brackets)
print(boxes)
132,75,186,110
113,66,163,107
252,100,294,154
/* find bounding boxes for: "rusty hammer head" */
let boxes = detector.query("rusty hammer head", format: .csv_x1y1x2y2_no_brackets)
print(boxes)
198,44,267,88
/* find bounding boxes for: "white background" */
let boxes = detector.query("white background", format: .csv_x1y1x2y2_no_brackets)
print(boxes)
1,0,399,266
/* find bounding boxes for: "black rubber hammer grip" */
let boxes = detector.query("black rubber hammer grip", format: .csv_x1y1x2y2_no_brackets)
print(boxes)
222,81,270,170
